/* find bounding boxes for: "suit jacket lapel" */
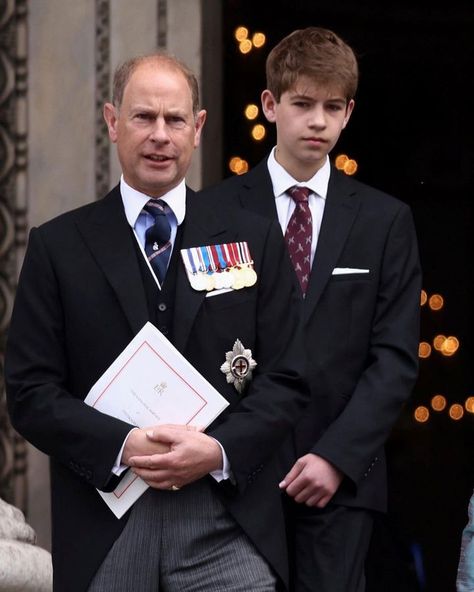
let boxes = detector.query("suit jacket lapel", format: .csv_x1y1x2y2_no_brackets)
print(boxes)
236,159,300,295
76,186,149,335
235,159,279,219
304,169,360,322
172,189,233,353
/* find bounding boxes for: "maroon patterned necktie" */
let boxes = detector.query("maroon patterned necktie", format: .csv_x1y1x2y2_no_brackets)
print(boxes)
285,186,313,294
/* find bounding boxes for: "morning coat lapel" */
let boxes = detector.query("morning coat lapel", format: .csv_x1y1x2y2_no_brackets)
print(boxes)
172,188,233,353
75,185,149,335
235,159,279,219
303,168,361,323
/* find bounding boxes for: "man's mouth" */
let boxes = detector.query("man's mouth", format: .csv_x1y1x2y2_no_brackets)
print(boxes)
145,154,172,162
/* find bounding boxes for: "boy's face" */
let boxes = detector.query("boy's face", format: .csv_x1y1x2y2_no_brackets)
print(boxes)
261,76,354,181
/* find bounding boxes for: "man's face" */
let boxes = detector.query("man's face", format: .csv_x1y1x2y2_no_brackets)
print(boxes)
262,76,354,181
104,61,206,197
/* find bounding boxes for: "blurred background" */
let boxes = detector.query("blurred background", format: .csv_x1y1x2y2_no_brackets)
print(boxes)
1,1,473,590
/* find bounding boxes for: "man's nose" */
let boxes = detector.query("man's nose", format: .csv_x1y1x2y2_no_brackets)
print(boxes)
149,118,170,143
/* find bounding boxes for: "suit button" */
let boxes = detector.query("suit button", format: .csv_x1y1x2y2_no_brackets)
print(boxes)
160,326,169,335
158,303,167,312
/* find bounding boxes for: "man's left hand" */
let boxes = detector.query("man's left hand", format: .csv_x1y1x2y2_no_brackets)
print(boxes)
128,424,222,490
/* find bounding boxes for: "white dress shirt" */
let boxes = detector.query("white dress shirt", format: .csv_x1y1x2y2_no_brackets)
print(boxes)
112,176,229,482
120,176,185,289
267,147,330,266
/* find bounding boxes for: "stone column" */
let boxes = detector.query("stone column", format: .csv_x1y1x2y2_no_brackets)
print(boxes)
3,0,223,553
0,0,29,516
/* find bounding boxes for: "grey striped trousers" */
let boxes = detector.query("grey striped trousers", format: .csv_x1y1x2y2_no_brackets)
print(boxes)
88,478,277,591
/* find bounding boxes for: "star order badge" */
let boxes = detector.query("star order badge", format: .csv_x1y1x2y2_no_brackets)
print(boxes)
220,339,257,394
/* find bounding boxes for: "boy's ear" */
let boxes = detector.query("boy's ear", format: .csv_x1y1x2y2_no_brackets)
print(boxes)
342,99,355,129
261,90,278,123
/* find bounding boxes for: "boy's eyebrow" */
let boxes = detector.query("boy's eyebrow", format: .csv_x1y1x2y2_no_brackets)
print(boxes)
290,92,347,104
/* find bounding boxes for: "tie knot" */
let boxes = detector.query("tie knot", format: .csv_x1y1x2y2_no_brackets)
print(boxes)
143,199,167,219
288,186,311,204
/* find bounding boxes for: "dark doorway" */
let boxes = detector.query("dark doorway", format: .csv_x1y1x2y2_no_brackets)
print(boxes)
222,2,474,591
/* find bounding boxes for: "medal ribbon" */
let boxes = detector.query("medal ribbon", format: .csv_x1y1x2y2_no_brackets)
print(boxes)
215,244,228,269
185,248,198,275
206,246,218,272
195,247,207,273
200,246,213,274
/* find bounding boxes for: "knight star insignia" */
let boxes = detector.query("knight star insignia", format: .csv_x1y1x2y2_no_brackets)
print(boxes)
220,339,257,394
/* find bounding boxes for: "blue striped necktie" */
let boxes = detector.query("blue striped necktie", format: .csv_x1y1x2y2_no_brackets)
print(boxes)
143,199,172,284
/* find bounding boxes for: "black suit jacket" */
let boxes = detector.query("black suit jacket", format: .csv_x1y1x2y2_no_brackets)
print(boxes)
5,185,308,591
202,159,421,512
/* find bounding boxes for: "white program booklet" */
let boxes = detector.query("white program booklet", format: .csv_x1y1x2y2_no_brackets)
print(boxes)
84,322,229,518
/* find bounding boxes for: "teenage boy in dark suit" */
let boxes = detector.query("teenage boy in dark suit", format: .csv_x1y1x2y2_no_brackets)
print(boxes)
202,27,421,592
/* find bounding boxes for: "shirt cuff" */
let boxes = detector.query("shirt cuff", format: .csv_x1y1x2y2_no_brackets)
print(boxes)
111,428,138,476
209,437,232,482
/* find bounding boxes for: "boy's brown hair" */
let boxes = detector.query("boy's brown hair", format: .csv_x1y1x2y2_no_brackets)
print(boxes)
266,27,359,102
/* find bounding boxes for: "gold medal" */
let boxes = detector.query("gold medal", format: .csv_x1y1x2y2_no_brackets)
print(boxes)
190,273,208,291
231,267,245,290
214,271,226,290
205,274,216,291
242,265,257,287
221,269,234,289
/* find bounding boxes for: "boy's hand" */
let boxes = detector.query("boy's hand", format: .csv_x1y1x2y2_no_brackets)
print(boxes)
279,453,343,507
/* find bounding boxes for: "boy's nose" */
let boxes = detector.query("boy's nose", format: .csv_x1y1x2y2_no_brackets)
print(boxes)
308,107,326,129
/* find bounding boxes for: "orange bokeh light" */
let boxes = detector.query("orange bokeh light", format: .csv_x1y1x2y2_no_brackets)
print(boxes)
343,159,358,176
414,406,430,423
429,294,444,311
419,342,432,358
449,404,464,420
431,394,447,412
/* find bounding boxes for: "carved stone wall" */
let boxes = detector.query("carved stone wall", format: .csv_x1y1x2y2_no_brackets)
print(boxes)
95,0,110,199
0,0,28,512
0,0,222,551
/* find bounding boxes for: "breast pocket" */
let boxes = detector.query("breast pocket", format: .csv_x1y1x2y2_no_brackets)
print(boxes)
330,272,372,283
202,287,255,311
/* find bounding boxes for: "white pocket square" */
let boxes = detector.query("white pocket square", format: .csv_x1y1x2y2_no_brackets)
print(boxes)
332,267,370,275
205,288,234,298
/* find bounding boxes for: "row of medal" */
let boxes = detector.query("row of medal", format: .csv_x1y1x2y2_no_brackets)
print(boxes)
181,242,257,291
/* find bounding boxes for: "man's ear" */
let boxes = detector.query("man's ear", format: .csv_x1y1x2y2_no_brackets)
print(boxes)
193,109,207,149
261,90,278,123
103,103,119,143
342,99,355,129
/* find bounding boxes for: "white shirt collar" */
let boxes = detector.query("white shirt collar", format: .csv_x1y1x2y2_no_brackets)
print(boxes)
120,176,186,227
267,147,330,199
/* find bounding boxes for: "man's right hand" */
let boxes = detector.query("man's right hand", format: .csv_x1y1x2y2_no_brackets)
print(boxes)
122,427,169,465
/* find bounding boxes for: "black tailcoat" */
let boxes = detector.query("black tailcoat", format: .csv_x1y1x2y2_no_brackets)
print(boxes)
5,186,309,591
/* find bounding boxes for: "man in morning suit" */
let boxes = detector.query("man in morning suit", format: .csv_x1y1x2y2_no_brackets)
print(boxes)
5,52,309,592
201,27,421,592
